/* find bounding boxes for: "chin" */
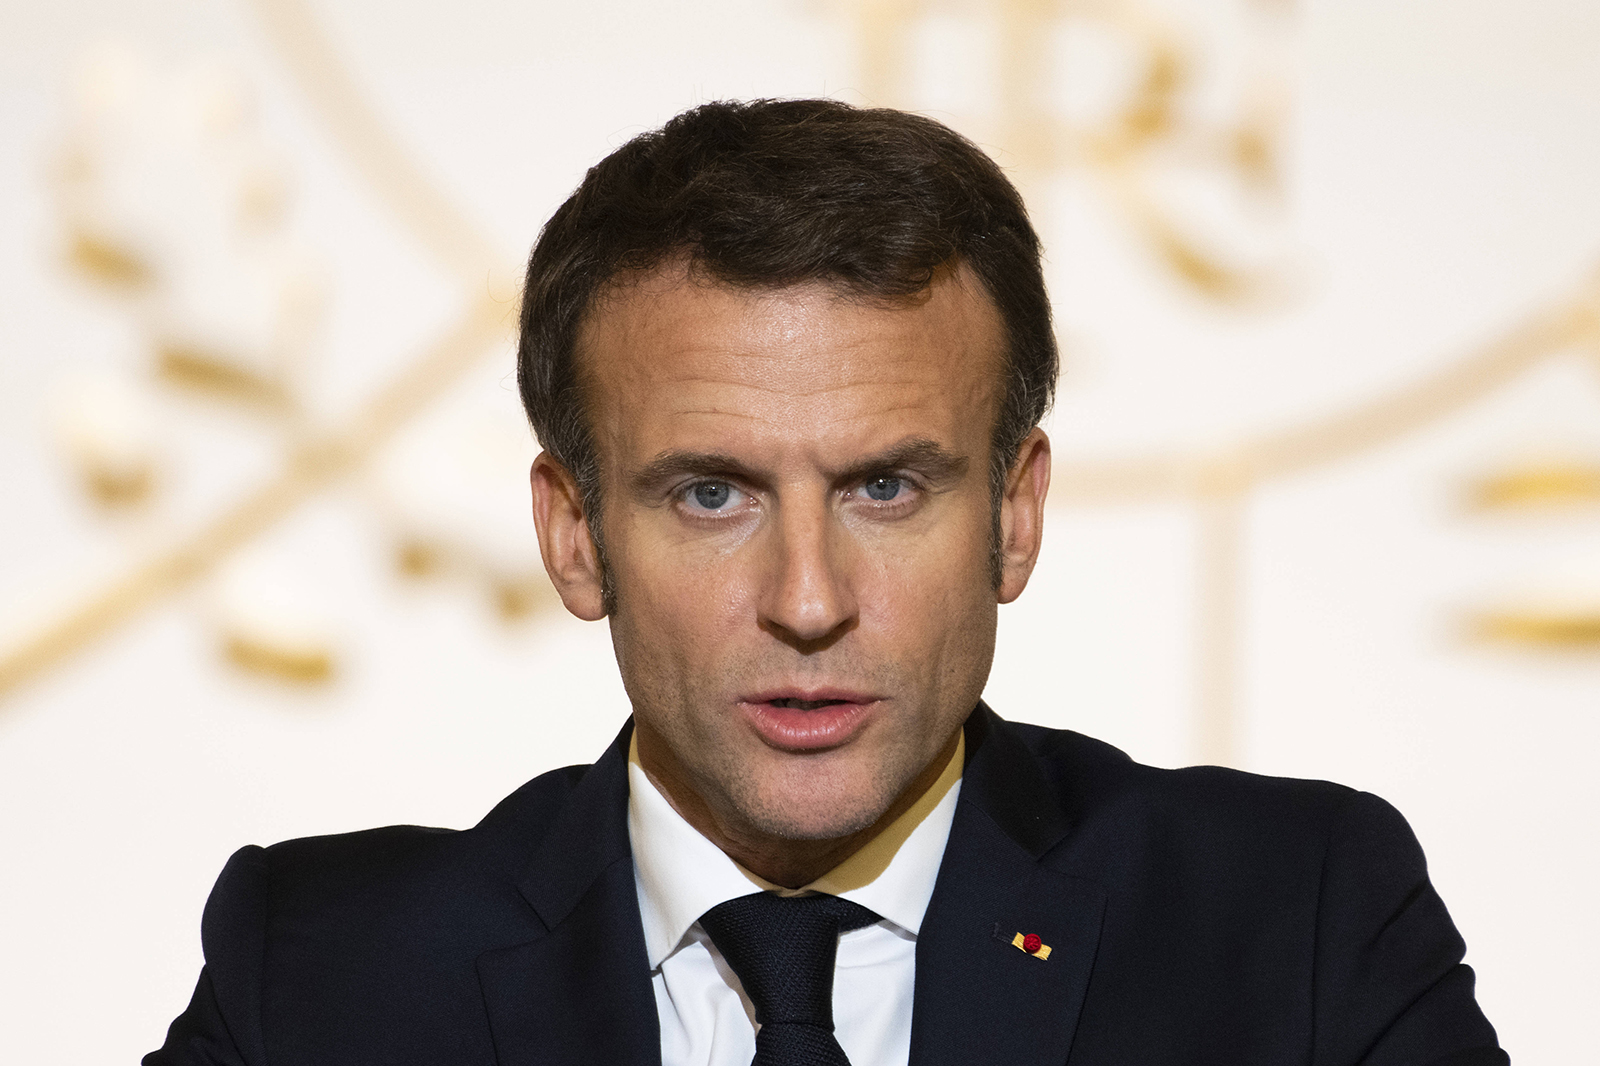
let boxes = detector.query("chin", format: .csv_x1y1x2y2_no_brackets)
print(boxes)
759,812,884,843
739,782,891,842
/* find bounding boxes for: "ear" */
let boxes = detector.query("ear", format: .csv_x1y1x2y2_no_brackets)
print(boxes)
997,428,1051,605
530,452,608,620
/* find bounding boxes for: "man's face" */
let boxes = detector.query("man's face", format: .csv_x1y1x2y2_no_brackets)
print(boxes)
539,263,1046,855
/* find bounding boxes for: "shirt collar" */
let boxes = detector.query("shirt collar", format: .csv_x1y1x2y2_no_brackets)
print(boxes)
627,730,964,970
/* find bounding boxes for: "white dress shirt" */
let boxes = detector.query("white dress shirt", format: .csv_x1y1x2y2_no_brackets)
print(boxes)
627,733,964,1066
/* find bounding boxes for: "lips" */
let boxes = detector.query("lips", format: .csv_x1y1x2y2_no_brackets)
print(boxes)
739,689,879,751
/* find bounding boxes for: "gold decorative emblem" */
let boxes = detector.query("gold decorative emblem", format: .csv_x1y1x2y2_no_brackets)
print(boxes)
1012,931,1052,959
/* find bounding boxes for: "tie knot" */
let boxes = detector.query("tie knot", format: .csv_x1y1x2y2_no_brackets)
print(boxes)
698,892,880,1028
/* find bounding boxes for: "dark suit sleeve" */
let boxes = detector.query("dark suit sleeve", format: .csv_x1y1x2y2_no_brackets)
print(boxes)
144,846,271,1066
1311,792,1507,1066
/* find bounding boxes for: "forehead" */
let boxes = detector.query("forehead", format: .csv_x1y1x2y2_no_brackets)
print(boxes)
576,265,1006,468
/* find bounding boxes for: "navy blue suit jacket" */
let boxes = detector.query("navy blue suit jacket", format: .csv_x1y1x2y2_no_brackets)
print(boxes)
147,706,1506,1065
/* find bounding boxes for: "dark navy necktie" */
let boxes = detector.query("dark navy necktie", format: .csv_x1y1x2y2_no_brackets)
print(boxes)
698,891,882,1066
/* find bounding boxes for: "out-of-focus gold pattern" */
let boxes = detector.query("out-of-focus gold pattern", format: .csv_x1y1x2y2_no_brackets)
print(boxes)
224,633,336,683
1468,461,1600,511
0,2,518,697
839,0,1295,302
1469,611,1600,650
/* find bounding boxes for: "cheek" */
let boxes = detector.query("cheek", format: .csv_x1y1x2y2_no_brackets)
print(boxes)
857,504,996,637
610,534,753,678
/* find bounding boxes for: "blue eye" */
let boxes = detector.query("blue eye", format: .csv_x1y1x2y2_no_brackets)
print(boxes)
863,477,902,502
690,481,733,510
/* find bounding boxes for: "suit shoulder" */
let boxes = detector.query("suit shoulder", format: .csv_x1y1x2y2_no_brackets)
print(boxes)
1007,720,1359,842
1004,722,1426,945
252,761,590,911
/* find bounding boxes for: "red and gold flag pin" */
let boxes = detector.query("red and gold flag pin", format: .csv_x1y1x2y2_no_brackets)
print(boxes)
1011,932,1052,960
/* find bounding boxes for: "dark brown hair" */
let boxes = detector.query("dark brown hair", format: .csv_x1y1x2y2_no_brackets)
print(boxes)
517,98,1057,594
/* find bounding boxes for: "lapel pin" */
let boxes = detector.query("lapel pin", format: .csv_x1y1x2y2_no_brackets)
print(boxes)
1011,931,1052,960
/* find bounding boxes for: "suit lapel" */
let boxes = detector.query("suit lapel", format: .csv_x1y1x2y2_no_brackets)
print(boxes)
909,707,1107,1066
476,723,661,1066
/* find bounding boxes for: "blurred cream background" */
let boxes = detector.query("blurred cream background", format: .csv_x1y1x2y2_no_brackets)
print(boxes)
1,0,1596,1061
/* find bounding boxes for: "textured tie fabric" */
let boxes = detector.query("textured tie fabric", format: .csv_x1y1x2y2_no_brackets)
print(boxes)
698,892,882,1066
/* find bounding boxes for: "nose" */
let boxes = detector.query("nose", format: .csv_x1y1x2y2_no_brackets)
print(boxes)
756,497,857,651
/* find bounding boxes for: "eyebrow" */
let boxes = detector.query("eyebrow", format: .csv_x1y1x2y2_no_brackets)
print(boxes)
629,436,970,496
630,451,753,495
837,437,970,488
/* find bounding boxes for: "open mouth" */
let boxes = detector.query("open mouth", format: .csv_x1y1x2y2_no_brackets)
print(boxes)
743,695,873,750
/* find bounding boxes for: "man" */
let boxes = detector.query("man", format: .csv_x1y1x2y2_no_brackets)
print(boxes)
148,99,1505,1066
